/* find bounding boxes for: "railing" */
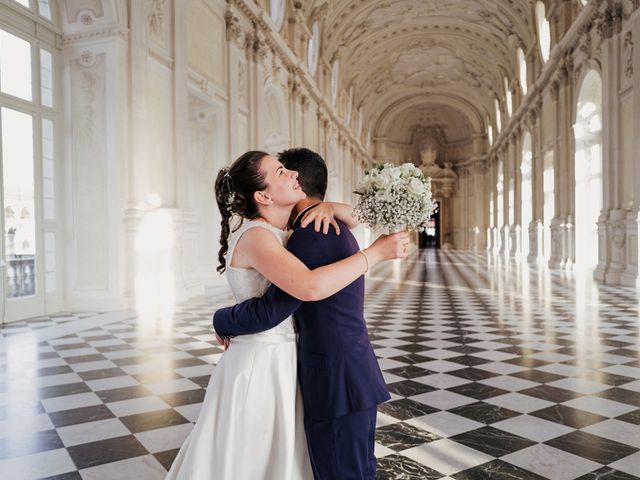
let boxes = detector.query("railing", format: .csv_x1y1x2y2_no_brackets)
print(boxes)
6,254,35,298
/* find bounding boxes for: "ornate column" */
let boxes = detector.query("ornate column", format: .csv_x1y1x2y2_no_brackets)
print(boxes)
621,27,639,286
597,6,626,283
528,100,542,262
549,78,564,268
509,131,520,257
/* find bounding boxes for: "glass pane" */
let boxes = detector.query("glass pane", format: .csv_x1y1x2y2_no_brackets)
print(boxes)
40,49,53,107
0,30,32,101
2,108,36,297
12,0,30,7
38,0,52,20
42,118,54,220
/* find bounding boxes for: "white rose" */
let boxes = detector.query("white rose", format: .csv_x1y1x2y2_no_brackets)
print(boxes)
407,177,426,196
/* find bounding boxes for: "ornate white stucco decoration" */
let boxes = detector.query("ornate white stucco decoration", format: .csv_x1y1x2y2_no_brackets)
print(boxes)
148,0,167,39
390,44,466,87
78,9,95,26
624,31,633,78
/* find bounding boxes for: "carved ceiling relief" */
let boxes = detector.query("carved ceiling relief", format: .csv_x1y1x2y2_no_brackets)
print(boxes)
65,0,103,23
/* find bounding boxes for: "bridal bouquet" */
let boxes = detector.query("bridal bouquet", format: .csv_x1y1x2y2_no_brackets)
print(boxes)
354,162,437,232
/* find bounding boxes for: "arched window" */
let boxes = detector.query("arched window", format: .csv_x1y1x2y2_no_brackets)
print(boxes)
495,98,502,132
269,0,285,31
517,48,528,95
521,132,533,256
504,77,512,117
536,2,551,63
574,70,602,269
330,59,339,106
307,21,320,77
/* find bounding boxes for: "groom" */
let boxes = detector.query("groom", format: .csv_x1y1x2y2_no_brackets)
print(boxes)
213,148,389,480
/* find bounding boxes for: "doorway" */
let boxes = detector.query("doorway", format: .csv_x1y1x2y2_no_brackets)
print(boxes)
420,201,440,248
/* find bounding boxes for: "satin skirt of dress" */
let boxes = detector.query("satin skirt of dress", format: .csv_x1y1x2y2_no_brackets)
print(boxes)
166,334,313,480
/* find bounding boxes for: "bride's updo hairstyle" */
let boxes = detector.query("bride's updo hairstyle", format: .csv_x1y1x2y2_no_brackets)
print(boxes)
214,150,269,273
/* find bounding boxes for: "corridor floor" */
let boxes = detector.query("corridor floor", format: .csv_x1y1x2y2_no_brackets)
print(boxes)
1,250,639,479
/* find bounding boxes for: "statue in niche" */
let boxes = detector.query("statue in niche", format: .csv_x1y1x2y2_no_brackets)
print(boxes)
419,147,457,179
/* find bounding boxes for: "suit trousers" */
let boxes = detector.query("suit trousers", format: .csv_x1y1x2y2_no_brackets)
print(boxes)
304,406,377,480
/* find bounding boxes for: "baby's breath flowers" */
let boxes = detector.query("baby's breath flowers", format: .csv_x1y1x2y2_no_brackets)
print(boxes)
354,163,437,232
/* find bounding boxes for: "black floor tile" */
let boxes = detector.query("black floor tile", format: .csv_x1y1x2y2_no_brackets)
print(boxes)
530,404,608,429
545,430,639,465
454,459,547,480
377,398,438,421
119,408,189,433
66,435,148,470
448,402,521,425
450,426,536,457
48,404,115,428
375,422,441,450
376,454,444,480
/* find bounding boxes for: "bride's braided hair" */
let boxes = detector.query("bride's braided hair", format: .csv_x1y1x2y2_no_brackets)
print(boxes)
214,151,269,273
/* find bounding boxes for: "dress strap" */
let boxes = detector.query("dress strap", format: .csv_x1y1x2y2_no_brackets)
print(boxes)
226,219,287,266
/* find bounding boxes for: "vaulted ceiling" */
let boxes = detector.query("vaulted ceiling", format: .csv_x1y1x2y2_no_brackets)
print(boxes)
310,0,542,158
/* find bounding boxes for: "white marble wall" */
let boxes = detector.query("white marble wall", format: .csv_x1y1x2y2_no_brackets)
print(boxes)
31,0,372,320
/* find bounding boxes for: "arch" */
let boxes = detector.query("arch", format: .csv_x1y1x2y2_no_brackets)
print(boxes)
374,93,484,137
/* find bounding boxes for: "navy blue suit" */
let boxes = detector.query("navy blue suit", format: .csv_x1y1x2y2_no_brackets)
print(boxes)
213,212,389,479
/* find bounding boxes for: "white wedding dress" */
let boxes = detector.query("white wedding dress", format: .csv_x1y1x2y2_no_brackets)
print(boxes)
166,220,313,479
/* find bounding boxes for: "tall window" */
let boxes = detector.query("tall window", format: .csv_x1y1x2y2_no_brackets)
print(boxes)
496,160,504,244
307,21,320,77
495,98,502,132
517,48,528,95
504,77,512,117
330,59,339,106
543,151,554,259
521,132,533,256
536,2,551,63
269,0,285,31
0,2,58,320
574,70,602,269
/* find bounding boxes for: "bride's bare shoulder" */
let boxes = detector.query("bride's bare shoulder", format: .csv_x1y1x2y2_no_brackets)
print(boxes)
232,225,283,268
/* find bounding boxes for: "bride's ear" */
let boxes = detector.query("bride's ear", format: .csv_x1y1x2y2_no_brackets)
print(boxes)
254,190,272,206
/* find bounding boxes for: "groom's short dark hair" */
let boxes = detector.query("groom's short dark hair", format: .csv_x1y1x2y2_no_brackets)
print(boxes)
278,148,328,200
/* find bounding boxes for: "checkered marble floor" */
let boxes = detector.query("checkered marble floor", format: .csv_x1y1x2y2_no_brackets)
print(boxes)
1,250,639,479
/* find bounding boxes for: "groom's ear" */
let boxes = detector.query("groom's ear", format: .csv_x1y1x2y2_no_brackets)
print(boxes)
254,190,272,206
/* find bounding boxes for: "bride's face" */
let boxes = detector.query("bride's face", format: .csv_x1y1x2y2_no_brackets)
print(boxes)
258,154,306,207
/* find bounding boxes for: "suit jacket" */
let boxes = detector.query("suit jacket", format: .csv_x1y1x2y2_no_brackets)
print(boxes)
213,215,390,421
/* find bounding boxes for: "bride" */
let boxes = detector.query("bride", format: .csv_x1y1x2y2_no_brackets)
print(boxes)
166,150,409,479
